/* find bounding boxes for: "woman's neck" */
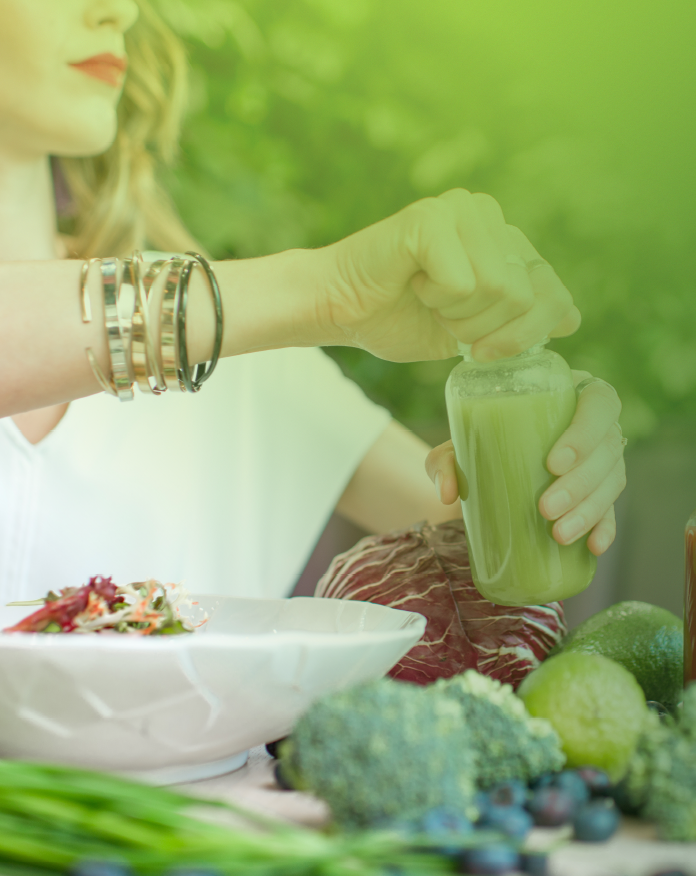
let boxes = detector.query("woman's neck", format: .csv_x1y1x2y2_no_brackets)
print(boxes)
1,149,68,440
0,151,59,261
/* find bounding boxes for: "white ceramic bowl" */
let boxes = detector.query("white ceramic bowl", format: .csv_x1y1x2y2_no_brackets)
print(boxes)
0,596,425,783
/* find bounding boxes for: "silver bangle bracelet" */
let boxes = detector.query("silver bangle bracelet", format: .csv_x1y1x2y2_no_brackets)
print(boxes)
101,258,134,402
131,253,166,395
160,257,187,392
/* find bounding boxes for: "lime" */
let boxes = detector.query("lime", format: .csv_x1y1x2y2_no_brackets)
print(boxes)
517,652,648,782
552,601,683,710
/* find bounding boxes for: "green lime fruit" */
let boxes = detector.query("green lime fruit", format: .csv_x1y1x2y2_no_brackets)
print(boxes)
552,601,683,711
517,652,648,782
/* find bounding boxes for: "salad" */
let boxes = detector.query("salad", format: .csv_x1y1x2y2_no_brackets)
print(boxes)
3,575,204,635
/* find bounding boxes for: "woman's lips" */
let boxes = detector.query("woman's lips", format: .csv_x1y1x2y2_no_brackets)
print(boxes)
69,53,128,88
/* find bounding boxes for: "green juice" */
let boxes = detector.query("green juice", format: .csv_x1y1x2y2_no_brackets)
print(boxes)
446,384,597,606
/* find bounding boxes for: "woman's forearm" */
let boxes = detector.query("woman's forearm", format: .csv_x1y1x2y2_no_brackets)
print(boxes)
189,249,329,361
0,189,587,418
0,250,326,417
336,421,462,533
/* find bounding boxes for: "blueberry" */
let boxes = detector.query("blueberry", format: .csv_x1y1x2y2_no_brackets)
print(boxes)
575,767,612,796
573,799,620,842
527,788,576,827
607,777,643,816
649,871,690,876
529,772,555,791
265,737,288,759
488,779,528,808
69,863,132,876
458,843,520,874
477,804,533,840
475,790,493,817
274,760,294,791
519,852,549,876
420,807,473,838
552,770,590,805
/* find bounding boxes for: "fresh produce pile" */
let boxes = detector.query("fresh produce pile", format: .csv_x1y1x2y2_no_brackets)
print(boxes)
273,595,696,862
4,576,200,635
0,570,691,876
315,520,566,688
274,671,628,873
279,671,565,828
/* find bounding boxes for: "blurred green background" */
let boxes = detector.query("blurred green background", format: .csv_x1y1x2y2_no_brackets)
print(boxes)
156,0,696,617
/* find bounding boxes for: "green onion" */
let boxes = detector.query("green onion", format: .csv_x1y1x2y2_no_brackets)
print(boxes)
0,761,457,875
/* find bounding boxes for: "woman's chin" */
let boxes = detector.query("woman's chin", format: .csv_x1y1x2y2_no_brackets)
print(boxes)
55,132,117,159
50,114,119,159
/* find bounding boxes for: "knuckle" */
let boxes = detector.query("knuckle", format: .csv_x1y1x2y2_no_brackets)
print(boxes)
603,515,617,535
571,466,594,497
568,423,595,455
472,191,505,219
498,336,529,358
425,441,454,476
477,270,507,297
611,422,625,449
615,464,627,492
508,286,535,314
441,187,472,204
551,285,574,315
406,196,450,227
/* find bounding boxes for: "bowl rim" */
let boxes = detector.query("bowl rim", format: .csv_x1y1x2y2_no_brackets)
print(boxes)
0,595,426,651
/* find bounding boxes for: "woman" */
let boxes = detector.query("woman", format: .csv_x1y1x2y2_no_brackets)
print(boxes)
0,0,625,600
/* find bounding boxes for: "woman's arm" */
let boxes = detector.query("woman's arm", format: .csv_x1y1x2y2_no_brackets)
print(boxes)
0,190,579,417
0,251,321,417
336,421,461,533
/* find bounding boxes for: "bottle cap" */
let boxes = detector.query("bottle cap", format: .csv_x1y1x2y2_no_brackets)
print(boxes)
457,341,473,358
458,337,551,361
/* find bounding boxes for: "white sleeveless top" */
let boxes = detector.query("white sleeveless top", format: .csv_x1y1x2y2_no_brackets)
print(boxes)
0,347,390,603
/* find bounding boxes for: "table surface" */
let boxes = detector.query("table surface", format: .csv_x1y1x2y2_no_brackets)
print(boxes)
178,748,696,876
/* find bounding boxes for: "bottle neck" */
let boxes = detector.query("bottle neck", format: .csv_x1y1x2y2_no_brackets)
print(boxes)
458,339,549,363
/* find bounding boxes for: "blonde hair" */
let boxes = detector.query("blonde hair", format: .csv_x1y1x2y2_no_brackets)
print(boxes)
57,0,200,259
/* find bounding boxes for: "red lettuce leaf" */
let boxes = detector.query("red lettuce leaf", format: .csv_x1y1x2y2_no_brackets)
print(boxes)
4,575,118,633
315,520,566,689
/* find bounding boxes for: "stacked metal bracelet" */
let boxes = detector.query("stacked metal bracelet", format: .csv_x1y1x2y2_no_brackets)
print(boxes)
81,251,223,400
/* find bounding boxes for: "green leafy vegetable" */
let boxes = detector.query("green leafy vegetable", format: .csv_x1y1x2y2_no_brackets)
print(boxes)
435,671,566,788
624,682,696,840
0,760,453,875
281,672,563,828
283,678,478,829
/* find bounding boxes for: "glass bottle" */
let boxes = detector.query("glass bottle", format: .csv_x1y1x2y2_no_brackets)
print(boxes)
445,341,597,606
684,510,696,686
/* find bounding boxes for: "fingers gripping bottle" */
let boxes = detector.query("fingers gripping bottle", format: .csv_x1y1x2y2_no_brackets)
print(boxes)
445,341,597,606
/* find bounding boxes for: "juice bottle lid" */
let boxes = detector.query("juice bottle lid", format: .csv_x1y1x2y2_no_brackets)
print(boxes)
457,342,473,357
457,337,550,361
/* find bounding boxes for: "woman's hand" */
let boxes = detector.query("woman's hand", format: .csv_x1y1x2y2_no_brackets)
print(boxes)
424,371,626,556
316,188,580,362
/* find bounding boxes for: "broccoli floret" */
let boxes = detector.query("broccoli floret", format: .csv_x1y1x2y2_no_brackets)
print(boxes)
282,678,477,829
434,671,565,788
625,683,696,841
